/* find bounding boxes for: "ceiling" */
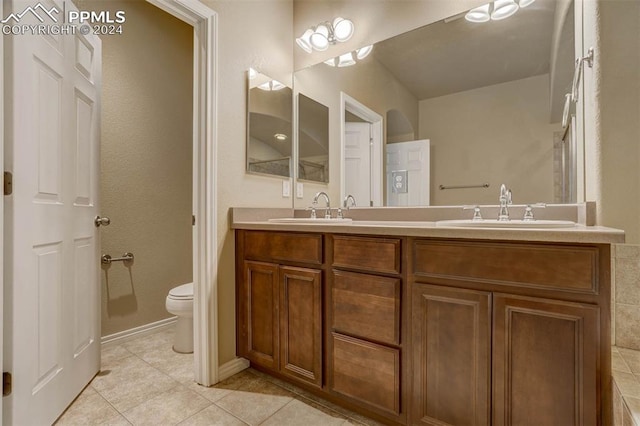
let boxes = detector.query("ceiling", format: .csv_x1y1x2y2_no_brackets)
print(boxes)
372,0,558,100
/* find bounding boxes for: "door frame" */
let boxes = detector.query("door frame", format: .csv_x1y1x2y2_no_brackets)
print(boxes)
340,92,383,206
145,0,219,386
0,3,4,421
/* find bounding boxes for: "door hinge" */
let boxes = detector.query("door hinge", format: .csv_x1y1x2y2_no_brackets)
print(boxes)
3,372,12,396
192,215,196,226
4,171,12,195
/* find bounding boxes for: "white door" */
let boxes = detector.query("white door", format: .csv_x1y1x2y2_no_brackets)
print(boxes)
4,0,102,423
344,122,372,206
386,140,430,206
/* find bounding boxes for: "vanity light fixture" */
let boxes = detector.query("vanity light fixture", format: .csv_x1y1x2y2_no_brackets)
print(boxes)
465,0,534,23
324,45,373,67
491,0,519,20
296,17,355,53
257,80,286,91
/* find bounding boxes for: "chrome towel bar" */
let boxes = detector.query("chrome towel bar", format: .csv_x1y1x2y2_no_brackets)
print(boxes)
439,183,490,190
101,252,134,265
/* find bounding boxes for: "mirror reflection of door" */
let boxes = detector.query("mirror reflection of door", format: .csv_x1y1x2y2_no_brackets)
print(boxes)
342,95,383,207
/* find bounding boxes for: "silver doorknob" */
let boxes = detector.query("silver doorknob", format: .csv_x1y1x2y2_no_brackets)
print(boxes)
95,216,111,227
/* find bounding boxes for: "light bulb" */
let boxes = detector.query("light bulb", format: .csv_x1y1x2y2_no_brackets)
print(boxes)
518,0,535,7
337,52,356,67
356,45,373,60
465,3,491,23
310,24,330,51
296,29,313,53
491,0,519,20
332,17,354,42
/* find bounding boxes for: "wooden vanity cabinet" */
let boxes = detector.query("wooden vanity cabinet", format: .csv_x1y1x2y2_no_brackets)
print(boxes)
410,238,611,426
236,230,612,426
237,231,323,388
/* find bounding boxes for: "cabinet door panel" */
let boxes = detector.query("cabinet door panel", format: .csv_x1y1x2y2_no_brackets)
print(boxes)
493,294,599,426
244,261,279,370
332,270,401,345
330,333,400,415
412,284,491,426
279,266,322,387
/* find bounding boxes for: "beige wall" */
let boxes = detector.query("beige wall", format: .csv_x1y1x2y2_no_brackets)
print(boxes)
195,0,294,365
588,0,640,244
419,74,561,206
98,0,194,336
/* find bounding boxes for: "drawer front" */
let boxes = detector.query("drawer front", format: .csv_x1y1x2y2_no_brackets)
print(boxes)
330,333,401,415
244,231,322,265
333,236,401,274
332,270,401,345
413,240,598,294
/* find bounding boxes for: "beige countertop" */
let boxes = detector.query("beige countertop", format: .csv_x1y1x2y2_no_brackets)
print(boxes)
231,207,625,244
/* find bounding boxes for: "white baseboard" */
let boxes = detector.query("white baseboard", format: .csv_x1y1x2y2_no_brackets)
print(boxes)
101,317,178,348
218,357,249,382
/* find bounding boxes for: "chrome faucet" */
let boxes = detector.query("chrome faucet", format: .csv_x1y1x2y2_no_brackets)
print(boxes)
343,194,356,209
313,191,332,219
498,184,512,221
337,195,357,219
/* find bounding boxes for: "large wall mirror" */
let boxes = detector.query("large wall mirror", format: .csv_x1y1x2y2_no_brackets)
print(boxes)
293,0,582,208
247,70,293,178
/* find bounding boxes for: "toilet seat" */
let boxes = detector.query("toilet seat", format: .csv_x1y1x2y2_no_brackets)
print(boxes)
168,282,193,300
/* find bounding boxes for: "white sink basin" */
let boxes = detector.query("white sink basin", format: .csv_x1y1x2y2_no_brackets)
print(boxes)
268,218,353,224
436,219,576,229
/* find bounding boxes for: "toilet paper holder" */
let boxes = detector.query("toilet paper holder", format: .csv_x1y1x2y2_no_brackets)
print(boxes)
101,252,134,265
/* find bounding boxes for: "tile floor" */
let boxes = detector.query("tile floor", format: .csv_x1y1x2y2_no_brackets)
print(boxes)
612,346,640,425
56,327,382,426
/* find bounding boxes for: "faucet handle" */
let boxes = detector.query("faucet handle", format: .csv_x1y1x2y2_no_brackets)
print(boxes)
523,203,546,221
306,205,317,219
463,205,483,221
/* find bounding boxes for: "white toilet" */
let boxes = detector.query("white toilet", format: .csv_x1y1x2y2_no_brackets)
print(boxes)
165,282,194,353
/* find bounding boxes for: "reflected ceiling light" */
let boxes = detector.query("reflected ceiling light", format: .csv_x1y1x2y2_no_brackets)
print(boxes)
465,0,532,22
274,133,288,141
465,4,491,23
258,80,285,91
491,0,519,20
337,52,356,67
356,45,373,60
324,45,373,67
296,17,355,53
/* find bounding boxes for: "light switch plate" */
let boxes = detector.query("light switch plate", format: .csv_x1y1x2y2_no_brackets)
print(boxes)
282,179,291,197
296,182,304,198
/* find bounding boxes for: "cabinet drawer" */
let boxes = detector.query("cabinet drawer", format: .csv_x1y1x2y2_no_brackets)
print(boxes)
413,240,598,294
330,333,400,415
244,231,322,265
332,270,400,345
333,236,401,274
